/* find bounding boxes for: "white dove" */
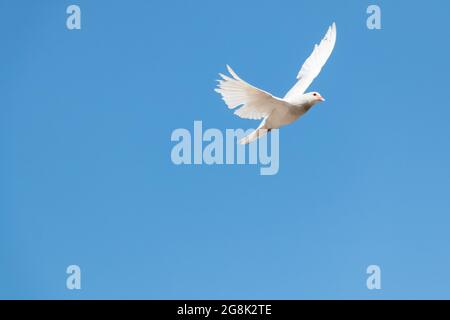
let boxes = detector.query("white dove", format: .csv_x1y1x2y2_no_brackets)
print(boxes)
215,22,337,145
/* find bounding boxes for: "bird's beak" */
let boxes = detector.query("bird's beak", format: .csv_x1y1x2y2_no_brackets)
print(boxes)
319,96,325,102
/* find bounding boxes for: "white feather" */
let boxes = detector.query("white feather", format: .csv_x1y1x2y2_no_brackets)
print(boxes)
284,22,336,102
215,65,290,120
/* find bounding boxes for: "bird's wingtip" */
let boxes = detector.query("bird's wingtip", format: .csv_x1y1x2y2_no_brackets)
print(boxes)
226,65,241,80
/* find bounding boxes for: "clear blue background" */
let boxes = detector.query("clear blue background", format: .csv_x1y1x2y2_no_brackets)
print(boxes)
1,0,450,299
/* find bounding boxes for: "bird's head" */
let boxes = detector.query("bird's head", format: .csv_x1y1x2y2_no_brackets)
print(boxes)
306,92,326,104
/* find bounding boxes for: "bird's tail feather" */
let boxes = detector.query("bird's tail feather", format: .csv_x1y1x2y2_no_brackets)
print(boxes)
239,129,268,145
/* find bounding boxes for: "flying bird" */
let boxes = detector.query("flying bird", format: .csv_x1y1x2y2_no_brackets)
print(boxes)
215,22,337,145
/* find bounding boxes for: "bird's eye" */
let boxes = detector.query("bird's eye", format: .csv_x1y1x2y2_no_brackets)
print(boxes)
313,93,317,96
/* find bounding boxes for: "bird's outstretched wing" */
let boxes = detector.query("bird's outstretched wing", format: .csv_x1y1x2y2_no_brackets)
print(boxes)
284,22,336,101
215,65,289,120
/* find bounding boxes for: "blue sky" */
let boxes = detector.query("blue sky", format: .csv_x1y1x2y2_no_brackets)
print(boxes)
1,0,450,299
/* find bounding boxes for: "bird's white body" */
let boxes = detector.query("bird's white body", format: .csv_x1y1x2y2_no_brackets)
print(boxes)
215,23,337,144
264,97,314,129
